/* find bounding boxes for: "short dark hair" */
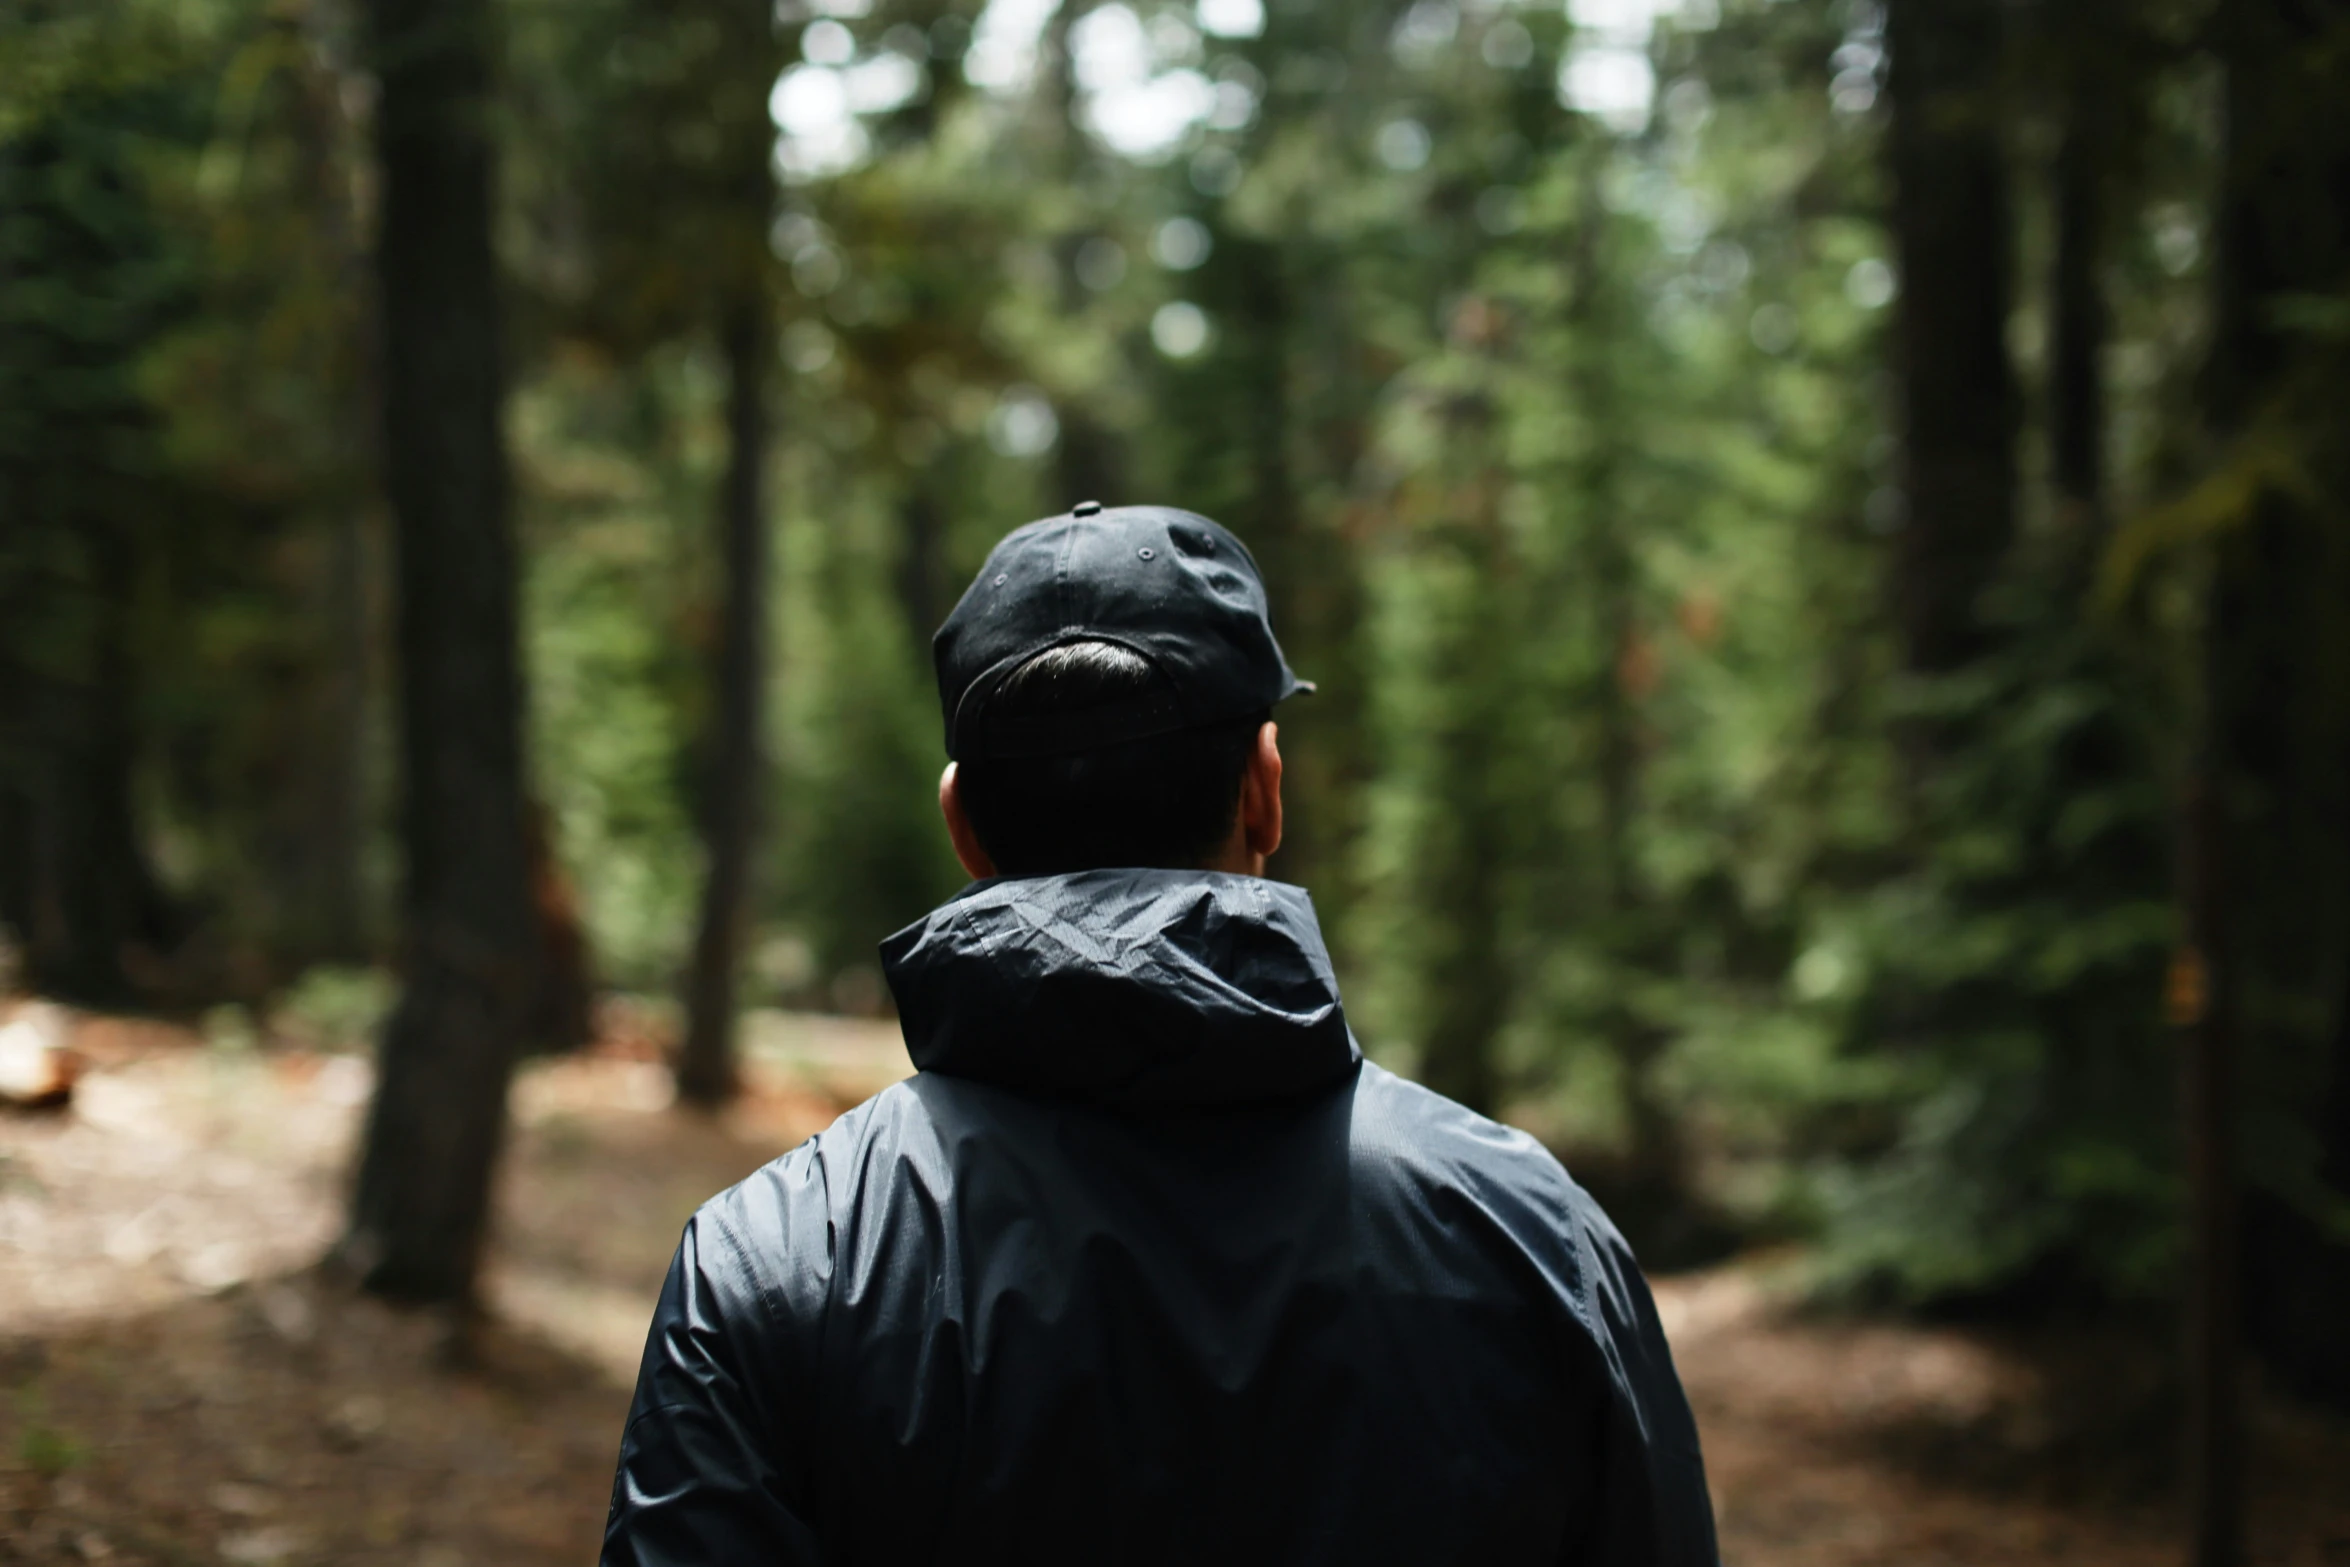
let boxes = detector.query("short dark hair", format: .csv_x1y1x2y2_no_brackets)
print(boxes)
955,641,1266,876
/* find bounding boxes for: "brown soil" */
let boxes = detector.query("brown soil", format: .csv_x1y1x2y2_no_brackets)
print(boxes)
3,1015,2346,1565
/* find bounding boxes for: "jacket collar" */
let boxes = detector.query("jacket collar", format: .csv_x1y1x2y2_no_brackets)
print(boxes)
880,869,1359,1110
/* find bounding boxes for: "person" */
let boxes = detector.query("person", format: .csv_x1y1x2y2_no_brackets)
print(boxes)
602,503,1719,1565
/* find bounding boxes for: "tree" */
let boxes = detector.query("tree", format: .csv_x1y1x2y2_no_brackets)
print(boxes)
2197,0,2350,1545
676,282,775,1104
1370,345,1518,1118
282,0,378,966
1885,0,2017,680
1154,0,1382,915
1039,0,1130,509
0,75,189,1006
674,2,786,1107
1565,159,1683,1213
342,0,536,1304
2045,0,2116,529
508,0,789,1101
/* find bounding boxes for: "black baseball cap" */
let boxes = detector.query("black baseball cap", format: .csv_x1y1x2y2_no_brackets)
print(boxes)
935,501,1312,761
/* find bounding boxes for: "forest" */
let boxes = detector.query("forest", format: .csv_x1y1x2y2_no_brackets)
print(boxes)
3,0,2348,1560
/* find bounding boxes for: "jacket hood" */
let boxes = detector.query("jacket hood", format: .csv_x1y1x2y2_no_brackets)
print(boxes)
880,869,1359,1110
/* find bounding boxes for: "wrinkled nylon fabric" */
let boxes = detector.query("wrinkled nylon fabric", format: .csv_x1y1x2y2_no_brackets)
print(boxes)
605,870,1719,1566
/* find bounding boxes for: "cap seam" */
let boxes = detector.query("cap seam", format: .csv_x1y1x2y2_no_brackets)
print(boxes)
1055,514,1076,630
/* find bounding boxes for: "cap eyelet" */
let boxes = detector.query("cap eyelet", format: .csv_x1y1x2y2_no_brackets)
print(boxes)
1137,547,1155,561
993,574,1008,586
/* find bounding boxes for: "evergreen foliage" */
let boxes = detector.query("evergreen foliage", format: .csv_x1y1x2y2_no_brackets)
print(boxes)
6,0,2350,1362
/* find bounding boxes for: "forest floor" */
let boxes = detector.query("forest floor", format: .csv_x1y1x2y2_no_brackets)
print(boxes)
3,1007,2348,1566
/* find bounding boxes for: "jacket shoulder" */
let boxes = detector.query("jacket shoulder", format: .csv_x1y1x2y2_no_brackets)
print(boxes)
1349,1062,1606,1219
687,1079,941,1318
1346,1062,1644,1327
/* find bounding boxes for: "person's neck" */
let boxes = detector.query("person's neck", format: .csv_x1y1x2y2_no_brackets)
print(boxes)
1200,827,1262,877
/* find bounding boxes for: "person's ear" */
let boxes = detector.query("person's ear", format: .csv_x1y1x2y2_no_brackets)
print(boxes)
938,763,997,880
1240,722,1284,865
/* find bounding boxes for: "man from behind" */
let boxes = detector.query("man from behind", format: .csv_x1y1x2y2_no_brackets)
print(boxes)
604,503,1718,1564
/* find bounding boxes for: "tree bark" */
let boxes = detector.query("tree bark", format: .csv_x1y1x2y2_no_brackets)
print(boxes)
343,0,535,1305
523,801,594,1053
2195,0,2350,1535
2048,41,2107,528
1041,0,1126,510
0,125,182,1005
896,479,945,656
1885,0,2018,676
0,547,177,1006
1415,508,1510,1120
1591,508,1678,1194
1415,764,1507,1115
293,0,377,964
1565,155,1680,1202
2176,765,2240,1567
2208,0,2350,1457
1219,236,1346,895
676,292,773,1106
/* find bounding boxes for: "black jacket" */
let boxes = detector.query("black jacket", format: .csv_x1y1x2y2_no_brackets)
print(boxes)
604,870,1718,1565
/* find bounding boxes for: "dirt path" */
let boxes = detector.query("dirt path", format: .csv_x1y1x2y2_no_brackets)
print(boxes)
3,1019,2345,1564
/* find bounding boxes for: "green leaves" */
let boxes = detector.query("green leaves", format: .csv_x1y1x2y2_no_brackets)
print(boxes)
2097,422,2320,615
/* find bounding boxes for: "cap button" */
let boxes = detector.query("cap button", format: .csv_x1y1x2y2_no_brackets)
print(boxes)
1072,499,1103,517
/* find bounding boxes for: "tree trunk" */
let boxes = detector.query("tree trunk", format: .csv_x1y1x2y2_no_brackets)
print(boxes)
1053,402,1125,511
523,801,595,1053
676,292,773,1106
1415,510,1511,1120
896,479,945,655
292,3,377,965
1219,236,1345,897
2047,39,2107,530
1567,154,1680,1203
1591,518,1678,1193
2176,764,2240,1567
343,0,535,1306
305,0,378,967
1041,0,1125,511
0,549,177,1007
2195,0,2350,1546
1416,760,1508,1116
2209,0,2350,1458
311,500,374,961
0,126,181,1006
1885,0,2017,676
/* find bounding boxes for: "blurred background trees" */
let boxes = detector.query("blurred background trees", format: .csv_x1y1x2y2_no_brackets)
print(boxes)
339,0,539,1303
5,0,2350,1429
